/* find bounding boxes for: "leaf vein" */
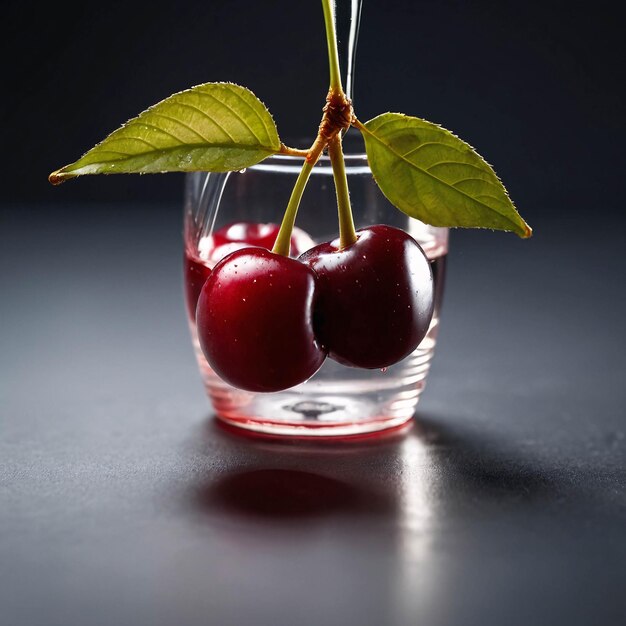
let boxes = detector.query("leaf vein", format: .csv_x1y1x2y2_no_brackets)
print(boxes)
106,136,160,151
173,101,237,142
475,193,507,204
451,177,504,193
149,113,209,142
226,87,274,143
127,120,185,145
88,149,132,157
402,141,452,159
191,90,261,143
427,160,497,178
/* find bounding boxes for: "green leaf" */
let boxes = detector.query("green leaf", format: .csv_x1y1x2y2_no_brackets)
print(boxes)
358,113,532,238
49,82,281,184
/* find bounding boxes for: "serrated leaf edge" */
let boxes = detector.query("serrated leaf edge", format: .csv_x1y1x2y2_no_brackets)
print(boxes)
357,113,532,238
49,82,281,185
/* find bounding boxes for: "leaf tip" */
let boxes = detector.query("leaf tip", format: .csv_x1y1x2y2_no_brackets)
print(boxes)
519,221,533,239
48,169,70,185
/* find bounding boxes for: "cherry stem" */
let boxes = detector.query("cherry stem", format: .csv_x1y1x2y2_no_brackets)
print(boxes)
272,162,313,257
328,134,357,248
272,0,357,256
321,0,343,95
279,144,309,158
322,0,357,248
272,141,326,257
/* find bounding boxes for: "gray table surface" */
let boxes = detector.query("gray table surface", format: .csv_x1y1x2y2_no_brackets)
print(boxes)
1,203,625,626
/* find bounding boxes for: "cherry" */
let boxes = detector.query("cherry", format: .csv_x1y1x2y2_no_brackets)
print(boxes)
299,224,434,369
196,247,326,392
185,221,315,320
209,221,314,263
214,222,281,250
185,257,213,321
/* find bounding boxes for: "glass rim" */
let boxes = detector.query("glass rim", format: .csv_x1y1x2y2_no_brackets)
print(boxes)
248,151,370,175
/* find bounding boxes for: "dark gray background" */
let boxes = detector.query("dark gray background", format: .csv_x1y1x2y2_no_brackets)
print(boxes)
2,1,626,625
3,0,624,224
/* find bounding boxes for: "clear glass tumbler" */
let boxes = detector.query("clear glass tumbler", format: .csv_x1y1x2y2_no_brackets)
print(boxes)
183,147,448,437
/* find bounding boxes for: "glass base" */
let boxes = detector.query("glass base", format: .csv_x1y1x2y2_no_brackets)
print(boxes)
194,326,434,439
192,319,436,439
215,400,415,439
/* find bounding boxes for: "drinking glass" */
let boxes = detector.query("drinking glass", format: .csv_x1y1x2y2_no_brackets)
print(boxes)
183,143,448,437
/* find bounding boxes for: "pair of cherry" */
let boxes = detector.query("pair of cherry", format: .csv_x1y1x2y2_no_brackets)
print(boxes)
195,222,434,392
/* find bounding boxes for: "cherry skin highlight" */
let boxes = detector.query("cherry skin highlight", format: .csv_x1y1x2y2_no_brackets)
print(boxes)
196,247,326,392
299,224,434,369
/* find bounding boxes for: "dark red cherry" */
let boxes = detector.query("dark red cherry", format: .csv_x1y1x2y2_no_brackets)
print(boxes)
196,247,326,392
299,224,434,369
185,256,213,321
